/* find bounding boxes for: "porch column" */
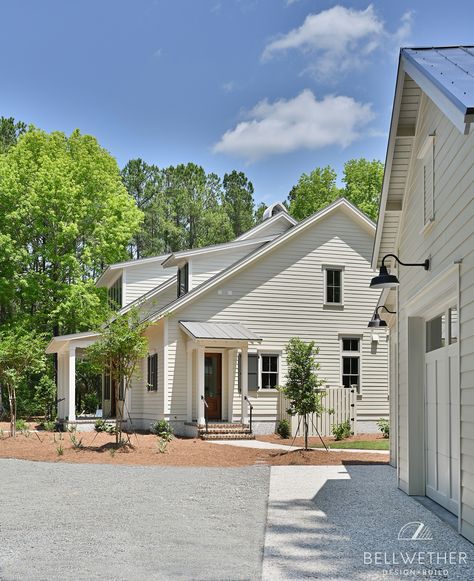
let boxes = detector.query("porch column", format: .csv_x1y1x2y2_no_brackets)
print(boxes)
68,345,76,421
197,345,205,426
186,344,193,422
241,344,248,425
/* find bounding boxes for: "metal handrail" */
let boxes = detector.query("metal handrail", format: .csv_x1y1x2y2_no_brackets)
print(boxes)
243,395,253,434
201,395,209,433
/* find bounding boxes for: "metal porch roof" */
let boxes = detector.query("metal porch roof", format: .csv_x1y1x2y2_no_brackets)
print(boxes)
179,321,262,342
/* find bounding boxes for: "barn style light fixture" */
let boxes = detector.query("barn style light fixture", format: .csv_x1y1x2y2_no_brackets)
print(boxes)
370,254,430,289
368,306,397,328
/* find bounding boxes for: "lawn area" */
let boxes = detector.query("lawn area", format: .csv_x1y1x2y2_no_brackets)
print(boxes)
313,439,390,450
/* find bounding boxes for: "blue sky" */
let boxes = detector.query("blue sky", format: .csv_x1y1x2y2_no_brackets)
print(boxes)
1,0,473,204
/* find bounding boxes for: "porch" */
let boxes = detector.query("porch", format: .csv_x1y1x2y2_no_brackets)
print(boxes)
180,321,262,437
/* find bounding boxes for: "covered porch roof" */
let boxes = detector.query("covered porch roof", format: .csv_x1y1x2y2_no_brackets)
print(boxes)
179,321,262,346
45,331,100,354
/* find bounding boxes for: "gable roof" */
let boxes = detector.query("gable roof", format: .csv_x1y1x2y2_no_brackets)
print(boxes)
145,198,375,323
161,236,275,268
236,208,297,241
372,46,474,269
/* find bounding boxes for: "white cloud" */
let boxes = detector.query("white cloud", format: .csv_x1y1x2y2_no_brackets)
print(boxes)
213,89,375,162
222,81,237,93
262,5,412,78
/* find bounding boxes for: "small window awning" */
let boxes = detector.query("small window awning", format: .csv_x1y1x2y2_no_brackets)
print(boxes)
179,321,262,344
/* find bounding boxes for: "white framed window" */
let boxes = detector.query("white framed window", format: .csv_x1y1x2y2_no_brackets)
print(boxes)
238,352,280,390
323,265,344,306
147,353,158,391
425,306,457,353
108,275,123,310
341,337,360,391
177,263,189,297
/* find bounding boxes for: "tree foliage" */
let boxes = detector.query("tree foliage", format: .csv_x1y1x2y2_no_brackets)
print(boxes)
341,158,383,221
0,327,47,436
287,166,339,221
0,128,143,335
278,337,326,450
223,170,255,237
86,308,149,442
0,116,26,154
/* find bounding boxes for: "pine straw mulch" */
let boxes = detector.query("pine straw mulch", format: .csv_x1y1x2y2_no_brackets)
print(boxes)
0,430,388,467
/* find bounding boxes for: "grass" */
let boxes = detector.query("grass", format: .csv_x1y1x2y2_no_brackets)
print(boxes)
312,439,390,451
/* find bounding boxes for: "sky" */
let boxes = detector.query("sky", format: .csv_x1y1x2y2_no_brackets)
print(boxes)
1,0,473,204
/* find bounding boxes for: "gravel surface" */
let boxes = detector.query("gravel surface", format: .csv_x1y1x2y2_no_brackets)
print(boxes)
0,459,270,581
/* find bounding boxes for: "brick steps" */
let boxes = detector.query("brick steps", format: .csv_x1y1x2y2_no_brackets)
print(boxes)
198,423,255,440
200,432,255,441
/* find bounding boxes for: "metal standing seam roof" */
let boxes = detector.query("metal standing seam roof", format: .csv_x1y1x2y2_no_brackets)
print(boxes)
179,321,262,342
403,46,474,117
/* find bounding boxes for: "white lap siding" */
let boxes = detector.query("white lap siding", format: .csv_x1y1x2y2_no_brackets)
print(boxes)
395,94,474,541
124,261,176,305
165,208,388,431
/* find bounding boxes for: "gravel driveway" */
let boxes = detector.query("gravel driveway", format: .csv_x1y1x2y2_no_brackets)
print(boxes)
0,460,270,581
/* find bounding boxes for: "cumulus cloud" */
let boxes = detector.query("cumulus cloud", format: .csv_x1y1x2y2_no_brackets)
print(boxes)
213,89,375,162
262,5,412,78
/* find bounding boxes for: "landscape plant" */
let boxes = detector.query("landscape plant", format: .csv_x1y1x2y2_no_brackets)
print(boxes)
278,338,327,450
331,419,352,441
276,419,291,439
377,418,390,439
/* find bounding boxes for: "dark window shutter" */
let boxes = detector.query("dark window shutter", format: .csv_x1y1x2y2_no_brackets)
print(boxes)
238,353,259,390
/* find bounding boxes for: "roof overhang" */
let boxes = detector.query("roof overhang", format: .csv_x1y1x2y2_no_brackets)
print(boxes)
45,331,101,354
179,321,262,345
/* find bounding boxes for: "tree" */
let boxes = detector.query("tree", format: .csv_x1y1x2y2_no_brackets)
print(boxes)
287,166,339,220
342,158,383,221
86,308,149,443
278,338,326,450
254,202,267,224
0,116,26,154
121,159,162,258
0,327,46,436
222,170,255,237
0,128,143,335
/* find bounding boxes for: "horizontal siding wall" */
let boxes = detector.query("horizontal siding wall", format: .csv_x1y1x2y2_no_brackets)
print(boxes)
396,92,474,541
166,208,388,425
124,262,176,305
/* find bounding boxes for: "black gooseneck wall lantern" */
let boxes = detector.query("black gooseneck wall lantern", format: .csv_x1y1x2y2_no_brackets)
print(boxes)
370,253,430,289
368,305,397,328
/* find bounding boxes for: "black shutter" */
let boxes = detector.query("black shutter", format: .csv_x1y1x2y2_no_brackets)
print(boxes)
238,353,259,391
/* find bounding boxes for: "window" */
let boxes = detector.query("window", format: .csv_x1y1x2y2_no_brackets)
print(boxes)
341,338,360,390
261,355,279,389
177,263,189,297
325,268,343,305
104,368,111,400
147,353,158,391
426,313,446,352
108,276,122,310
449,308,458,344
238,353,278,390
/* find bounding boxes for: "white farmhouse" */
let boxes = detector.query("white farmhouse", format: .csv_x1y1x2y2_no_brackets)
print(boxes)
47,198,389,438
373,46,474,543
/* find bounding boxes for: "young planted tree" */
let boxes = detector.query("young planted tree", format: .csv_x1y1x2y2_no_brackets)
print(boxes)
86,309,149,443
278,338,326,450
0,328,46,436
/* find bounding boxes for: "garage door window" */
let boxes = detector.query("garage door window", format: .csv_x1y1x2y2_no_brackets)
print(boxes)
426,314,446,352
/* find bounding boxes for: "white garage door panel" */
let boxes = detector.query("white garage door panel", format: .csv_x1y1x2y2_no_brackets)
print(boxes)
425,343,459,516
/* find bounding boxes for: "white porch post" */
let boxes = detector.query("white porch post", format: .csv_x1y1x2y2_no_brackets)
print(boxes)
197,345,205,425
227,349,235,422
68,345,76,421
186,344,193,422
241,344,248,425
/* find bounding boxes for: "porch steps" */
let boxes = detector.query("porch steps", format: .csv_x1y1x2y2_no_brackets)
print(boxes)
198,423,255,440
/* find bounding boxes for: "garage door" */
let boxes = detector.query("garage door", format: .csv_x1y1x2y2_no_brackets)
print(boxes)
425,311,459,515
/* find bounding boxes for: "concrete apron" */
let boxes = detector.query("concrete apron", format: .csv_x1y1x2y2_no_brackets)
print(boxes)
262,465,473,580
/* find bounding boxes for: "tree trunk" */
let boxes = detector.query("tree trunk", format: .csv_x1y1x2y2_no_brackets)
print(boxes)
304,415,309,451
8,386,16,437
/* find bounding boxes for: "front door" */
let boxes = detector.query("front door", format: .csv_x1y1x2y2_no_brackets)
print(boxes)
205,353,222,420
425,341,459,515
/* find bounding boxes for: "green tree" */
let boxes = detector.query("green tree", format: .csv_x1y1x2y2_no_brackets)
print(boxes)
0,327,46,436
121,159,162,258
0,128,143,335
86,308,149,443
254,202,267,224
0,116,26,154
278,338,326,450
287,166,339,220
341,158,383,221
222,170,255,237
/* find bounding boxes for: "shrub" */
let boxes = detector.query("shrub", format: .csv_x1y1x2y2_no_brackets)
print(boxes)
150,419,173,438
331,419,352,441
15,419,29,432
83,392,99,414
40,420,57,432
377,418,390,439
94,419,116,434
70,433,83,449
276,419,291,439
56,444,64,456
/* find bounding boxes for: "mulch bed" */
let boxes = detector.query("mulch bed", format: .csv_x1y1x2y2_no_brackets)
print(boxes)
257,432,388,448
0,430,389,467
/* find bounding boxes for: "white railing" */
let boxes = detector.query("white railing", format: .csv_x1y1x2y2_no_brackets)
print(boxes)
278,387,357,437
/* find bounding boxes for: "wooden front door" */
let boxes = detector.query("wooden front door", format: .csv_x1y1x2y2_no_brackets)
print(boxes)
205,353,222,420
